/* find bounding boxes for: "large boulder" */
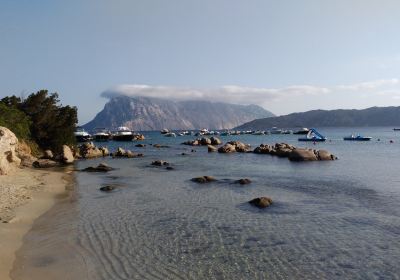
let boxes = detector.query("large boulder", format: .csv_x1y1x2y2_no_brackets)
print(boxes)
16,140,37,167
200,137,212,145
254,144,274,154
0,127,21,175
208,145,217,152
61,145,74,164
288,148,318,161
210,137,222,145
316,149,337,161
218,141,251,153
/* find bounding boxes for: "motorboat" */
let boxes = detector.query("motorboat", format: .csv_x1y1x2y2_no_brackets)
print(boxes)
160,129,170,134
343,135,372,141
164,132,176,137
93,128,111,142
293,128,310,135
394,128,400,131
74,127,92,142
270,127,283,134
252,130,265,135
113,126,134,141
298,128,326,142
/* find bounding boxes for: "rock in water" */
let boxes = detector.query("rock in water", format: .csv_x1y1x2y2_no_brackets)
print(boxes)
61,145,74,164
151,160,169,166
191,176,217,183
249,197,273,208
208,145,217,152
100,185,115,192
82,163,114,172
236,178,252,185
0,126,21,175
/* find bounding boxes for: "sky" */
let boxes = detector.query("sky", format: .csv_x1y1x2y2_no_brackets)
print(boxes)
1,0,400,124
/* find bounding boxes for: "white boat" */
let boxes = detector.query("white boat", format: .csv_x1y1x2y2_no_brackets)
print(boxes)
74,127,92,142
252,130,265,135
160,129,170,134
164,132,176,137
113,126,134,141
93,128,111,141
270,127,283,134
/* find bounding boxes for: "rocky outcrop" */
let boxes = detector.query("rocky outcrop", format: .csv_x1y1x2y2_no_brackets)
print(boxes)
191,176,217,183
79,142,109,158
253,143,337,162
249,197,273,208
61,145,74,164
112,147,143,158
182,137,222,147
43,150,54,159
0,127,21,175
218,141,251,153
16,140,38,167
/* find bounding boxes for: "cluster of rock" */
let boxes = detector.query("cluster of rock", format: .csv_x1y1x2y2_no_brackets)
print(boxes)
111,147,143,158
191,176,217,183
182,137,222,146
249,197,273,208
253,143,337,161
78,142,109,159
217,141,252,153
82,163,114,172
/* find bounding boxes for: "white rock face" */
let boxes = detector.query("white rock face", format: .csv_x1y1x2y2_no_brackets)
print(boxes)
0,126,21,175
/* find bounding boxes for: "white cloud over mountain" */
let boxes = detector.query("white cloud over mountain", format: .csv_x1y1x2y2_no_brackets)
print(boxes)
101,78,400,108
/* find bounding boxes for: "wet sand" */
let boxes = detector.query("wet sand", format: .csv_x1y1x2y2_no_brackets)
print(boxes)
0,168,72,280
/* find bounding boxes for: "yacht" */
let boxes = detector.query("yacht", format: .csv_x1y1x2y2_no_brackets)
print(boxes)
112,126,134,141
74,127,92,142
343,135,372,141
298,128,326,142
270,127,283,134
293,128,310,135
93,128,111,142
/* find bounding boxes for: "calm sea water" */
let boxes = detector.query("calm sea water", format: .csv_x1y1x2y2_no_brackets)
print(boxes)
12,127,400,280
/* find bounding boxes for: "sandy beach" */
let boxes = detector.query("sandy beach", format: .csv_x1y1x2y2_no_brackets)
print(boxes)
0,167,72,280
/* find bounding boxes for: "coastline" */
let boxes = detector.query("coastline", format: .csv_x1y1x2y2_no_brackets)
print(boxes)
0,167,73,280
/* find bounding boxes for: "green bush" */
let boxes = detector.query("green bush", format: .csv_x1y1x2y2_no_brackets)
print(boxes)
0,103,31,139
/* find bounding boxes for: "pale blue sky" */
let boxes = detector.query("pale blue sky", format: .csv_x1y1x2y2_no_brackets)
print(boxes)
1,0,400,124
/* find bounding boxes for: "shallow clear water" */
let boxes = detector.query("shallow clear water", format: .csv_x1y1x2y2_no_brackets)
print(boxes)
12,127,400,279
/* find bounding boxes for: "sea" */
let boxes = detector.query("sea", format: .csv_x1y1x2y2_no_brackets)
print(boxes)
11,127,400,280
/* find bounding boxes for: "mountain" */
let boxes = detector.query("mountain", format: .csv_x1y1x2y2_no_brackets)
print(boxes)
83,96,274,131
235,106,400,130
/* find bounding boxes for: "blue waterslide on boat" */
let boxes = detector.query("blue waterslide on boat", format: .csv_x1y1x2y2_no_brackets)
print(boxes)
298,128,326,142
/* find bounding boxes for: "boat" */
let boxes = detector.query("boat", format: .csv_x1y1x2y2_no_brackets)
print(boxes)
93,128,111,142
74,127,92,142
293,128,310,135
298,128,326,142
252,130,265,135
343,135,372,141
160,129,170,134
112,126,134,141
270,127,283,134
164,132,176,137
394,128,400,131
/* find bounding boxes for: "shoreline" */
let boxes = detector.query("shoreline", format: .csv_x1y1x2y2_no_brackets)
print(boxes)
0,167,73,280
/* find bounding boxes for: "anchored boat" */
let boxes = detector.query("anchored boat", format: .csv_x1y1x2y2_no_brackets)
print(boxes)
93,128,111,142
343,135,372,141
112,126,134,141
74,127,92,142
298,128,326,142
293,128,310,135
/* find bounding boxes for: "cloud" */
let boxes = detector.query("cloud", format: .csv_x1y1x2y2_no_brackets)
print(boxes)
336,78,399,91
101,84,331,105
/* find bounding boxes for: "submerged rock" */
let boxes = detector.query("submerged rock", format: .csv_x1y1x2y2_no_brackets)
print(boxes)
249,197,273,208
235,178,252,185
100,185,115,192
191,176,217,183
82,163,114,172
153,144,170,148
166,166,174,170
135,144,146,148
151,160,169,166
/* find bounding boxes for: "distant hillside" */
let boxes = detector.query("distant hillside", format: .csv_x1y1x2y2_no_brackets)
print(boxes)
84,96,274,131
235,106,400,130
